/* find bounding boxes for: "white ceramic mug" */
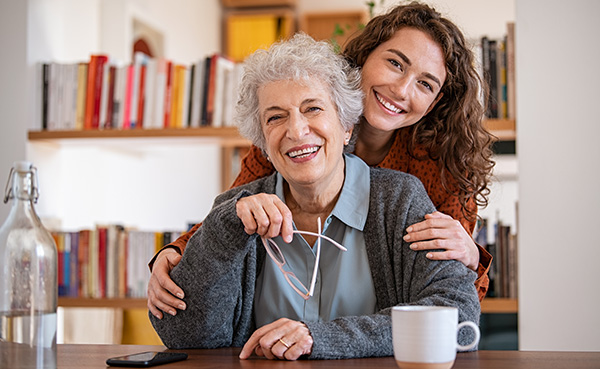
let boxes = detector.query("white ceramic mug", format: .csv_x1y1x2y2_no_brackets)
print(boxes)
392,306,480,369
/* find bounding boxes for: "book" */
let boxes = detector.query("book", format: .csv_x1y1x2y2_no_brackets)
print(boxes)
496,39,507,119
200,56,213,126
112,64,127,128
84,55,109,129
226,14,279,62
223,62,243,127
153,59,170,129
136,63,147,128
97,227,108,298
212,56,235,128
142,58,157,128
122,64,134,129
189,59,206,128
75,63,89,130
78,229,90,297
98,61,110,129
41,63,50,130
204,55,219,126
181,65,191,127
506,22,516,120
104,65,116,129
68,231,80,297
163,60,174,128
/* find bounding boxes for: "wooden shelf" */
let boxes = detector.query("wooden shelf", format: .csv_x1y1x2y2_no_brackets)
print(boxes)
484,118,516,141
58,297,148,309
481,298,518,314
58,297,517,314
29,120,514,142
28,127,245,141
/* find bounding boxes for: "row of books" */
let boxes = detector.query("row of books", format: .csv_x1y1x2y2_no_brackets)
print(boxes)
475,218,518,299
41,52,243,131
52,225,185,299
476,22,516,120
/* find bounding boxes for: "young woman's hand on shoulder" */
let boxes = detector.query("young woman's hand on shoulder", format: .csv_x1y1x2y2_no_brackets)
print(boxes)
403,211,480,271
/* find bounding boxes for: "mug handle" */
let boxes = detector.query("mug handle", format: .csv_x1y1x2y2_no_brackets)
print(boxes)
456,321,480,351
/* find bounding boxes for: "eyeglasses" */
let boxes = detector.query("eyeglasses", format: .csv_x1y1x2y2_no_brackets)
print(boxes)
260,217,347,300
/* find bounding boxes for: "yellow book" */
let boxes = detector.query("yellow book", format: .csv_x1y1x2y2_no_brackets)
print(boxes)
169,65,180,128
75,63,88,130
227,14,279,62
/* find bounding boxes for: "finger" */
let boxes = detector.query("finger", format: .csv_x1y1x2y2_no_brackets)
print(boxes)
280,323,313,360
236,200,260,235
275,201,293,243
264,320,312,360
262,201,285,239
157,266,185,301
252,319,291,360
406,217,454,234
239,320,281,360
283,334,313,360
425,211,452,219
239,337,261,359
405,219,464,243
147,293,163,319
424,249,462,262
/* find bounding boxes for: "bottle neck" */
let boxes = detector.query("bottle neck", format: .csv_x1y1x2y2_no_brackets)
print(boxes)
4,169,42,226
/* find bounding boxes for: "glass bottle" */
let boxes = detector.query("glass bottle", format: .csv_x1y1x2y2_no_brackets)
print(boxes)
0,161,57,368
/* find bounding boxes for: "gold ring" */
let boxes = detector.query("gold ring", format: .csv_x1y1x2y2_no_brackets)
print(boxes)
278,338,291,349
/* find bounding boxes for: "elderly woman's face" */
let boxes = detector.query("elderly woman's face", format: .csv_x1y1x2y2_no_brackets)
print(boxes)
258,78,351,189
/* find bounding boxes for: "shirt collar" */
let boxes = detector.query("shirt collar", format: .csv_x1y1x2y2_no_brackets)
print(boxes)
275,153,370,231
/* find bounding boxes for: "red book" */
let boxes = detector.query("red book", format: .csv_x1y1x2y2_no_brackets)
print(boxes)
163,61,173,128
97,227,107,298
122,64,134,129
205,54,219,126
84,57,98,129
136,64,146,128
89,55,108,129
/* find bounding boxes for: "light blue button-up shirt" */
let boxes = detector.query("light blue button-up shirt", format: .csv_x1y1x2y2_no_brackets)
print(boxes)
254,154,377,327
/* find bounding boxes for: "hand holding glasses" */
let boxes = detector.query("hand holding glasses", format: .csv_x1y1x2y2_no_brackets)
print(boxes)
260,217,347,300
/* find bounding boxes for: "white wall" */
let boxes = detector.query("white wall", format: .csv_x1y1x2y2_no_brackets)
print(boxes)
0,1,29,223
517,0,600,351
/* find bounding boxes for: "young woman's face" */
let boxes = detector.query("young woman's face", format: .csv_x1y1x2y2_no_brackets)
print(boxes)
259,78,351,190
360,27,447,133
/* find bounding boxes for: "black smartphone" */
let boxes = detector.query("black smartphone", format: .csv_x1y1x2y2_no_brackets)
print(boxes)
106,351,188,367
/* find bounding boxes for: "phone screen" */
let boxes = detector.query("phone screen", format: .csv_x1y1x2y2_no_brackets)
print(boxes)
106,351,188,367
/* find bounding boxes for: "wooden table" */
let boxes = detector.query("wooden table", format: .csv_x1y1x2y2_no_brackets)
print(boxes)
47,344,600,368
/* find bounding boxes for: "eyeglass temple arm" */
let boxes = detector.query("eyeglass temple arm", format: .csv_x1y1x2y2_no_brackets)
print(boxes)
292,230,347,252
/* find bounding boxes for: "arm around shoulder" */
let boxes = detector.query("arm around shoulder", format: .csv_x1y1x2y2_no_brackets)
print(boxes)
149,191,259,349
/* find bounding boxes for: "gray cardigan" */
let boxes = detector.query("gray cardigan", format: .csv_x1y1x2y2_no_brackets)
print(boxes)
150,168,480,359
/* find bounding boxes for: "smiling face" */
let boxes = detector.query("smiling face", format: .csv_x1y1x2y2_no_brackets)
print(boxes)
360,27,447,133
259,78,351,191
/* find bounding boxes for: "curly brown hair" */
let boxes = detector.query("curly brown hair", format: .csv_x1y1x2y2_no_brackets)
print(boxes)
343,1,496,221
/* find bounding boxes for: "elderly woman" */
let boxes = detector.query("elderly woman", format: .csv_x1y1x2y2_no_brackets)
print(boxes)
149,33,479,360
